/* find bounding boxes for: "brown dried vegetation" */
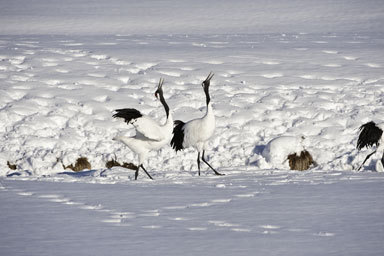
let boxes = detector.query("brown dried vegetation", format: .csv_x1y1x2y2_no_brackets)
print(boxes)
105,158,137,170
287,150,315,171
7,161,17,170
62,157,92,172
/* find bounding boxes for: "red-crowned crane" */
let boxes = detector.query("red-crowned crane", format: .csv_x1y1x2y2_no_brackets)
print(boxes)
356,121,384,171
171,72,224,176
113,78,173,180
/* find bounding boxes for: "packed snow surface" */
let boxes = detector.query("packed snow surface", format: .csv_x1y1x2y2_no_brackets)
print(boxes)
1,0,384,255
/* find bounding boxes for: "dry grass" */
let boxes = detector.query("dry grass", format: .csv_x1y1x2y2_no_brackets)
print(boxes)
106,158,137,170
62,157,92,172
287,150,315,171
7,161,17,170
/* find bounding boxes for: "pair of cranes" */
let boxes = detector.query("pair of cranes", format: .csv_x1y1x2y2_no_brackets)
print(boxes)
113,72,384,180
113,73,223,180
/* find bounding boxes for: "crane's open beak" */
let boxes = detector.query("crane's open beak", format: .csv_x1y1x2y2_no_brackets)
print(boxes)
202,72,214,87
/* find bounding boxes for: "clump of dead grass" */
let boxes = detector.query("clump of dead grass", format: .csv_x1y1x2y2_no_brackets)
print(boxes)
7,161,17,170
62,157,91,172
287,150,316,171
105,157,137,170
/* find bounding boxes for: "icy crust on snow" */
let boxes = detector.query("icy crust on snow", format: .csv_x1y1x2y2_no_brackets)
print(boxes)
0,33,384,179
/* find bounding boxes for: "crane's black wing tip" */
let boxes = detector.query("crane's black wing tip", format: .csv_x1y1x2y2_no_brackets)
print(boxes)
113,108,142,124
357,121,383,150
171,120,185,151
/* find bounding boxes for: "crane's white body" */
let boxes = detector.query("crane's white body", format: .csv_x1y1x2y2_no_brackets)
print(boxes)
114,114,173,165
113,78,172,179
182,104,215,152
171,72,223,176
374,123,384,172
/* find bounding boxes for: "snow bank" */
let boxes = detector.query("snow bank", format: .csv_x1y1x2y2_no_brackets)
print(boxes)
1,33,384,178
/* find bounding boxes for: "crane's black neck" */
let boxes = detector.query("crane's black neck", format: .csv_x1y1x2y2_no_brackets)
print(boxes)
204,86,211,106
158,92,170,118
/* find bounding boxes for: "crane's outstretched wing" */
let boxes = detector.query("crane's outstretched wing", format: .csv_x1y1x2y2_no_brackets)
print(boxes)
113,108,166,141
132,116,167,141
113,108,142,124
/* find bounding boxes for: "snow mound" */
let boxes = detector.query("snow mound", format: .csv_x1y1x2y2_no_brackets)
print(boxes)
262,136,307,169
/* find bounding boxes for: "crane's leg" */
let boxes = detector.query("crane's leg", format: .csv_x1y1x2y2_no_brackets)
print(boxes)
202,150,224,176
134,166,140,180
357,150,376,171
140,164,153,180
197,152,201,176
381,152,384,168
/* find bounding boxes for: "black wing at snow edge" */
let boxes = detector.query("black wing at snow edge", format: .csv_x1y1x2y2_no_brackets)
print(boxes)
113,108,142,124
357,121,383,150
171,120,185,151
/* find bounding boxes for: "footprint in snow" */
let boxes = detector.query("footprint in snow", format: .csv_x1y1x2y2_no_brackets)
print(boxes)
322,63,342,68
61,43,84,47
90,54,109,60
187,227,207,231
87,73,107,78
55,68,70,73
139,210,160,217
17,191,34,196
142,225,162,229
314,231,335,237
322,50,339,54
157,70,182,77
261,73,283,79
201,60,224,65
343,56,358,61
232,228,252,232
261,60,281,65
208,220,239,228
42,62,58,67
364,63,381,68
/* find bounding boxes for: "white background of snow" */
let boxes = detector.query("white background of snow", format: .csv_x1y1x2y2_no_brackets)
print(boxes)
1,0,384,255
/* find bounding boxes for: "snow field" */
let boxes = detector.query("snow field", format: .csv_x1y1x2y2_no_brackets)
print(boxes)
1,171,384,256
1,33,384,179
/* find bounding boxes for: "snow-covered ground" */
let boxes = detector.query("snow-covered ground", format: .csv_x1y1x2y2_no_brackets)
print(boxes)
1,0,384,255
1,172,384,256
1,33,383,177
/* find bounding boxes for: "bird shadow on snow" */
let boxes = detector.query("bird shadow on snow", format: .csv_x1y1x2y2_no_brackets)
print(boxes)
57,170,99,177
247,144,266,166
57,168,136,180
253,145,266,155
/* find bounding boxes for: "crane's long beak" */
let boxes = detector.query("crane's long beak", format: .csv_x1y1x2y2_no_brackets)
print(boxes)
202,72,214,87
155,78,164,98
205,72,214,82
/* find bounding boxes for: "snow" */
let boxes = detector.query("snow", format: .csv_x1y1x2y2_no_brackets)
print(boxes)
1,0,384,255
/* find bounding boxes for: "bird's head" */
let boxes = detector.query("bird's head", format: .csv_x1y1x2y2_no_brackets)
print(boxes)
155,78,164,99
202,72,214,91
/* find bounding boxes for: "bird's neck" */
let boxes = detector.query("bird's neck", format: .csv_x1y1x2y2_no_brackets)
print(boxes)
158,93,170,119
204,87,211,106
204,102,214,121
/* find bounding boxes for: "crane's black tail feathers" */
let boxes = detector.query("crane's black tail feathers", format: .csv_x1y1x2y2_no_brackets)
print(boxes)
357,121,383,150
171,120,185,152
113,108,142,124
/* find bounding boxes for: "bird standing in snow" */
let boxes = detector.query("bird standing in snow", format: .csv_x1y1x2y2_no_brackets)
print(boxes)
356,121,384,171
113,78,173,180
171,72,223,176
